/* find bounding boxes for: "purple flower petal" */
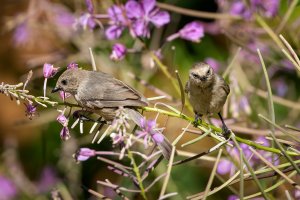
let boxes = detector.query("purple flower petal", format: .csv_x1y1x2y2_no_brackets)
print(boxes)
179,21,204,42
13,23,29,46
204,58,220,72
105,25,124,40
125,1,144,19
251,0,279,18
110,43,127,61
76,13,96,30
37,167,58,192
152,133,164,144
60,127,71,141
57,114,68,127
149,10,170,27
142,0,156,15
54,9,75,27
139,117,146,129
230,1,246,15
85,0,94,13
43,63,59,78
87,17,97,29
43,63,54,78
24,102,37,120
78,148,96,157
132,20,149,37
59,91,71,101
217,159,234,175
146,120,156,130
108,5,127,24
143,135,149,148
0,176,17,199
230,1,252,19
67,62,79,70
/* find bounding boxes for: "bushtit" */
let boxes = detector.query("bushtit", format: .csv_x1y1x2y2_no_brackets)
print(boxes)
52,68,172,159
185,62,230,137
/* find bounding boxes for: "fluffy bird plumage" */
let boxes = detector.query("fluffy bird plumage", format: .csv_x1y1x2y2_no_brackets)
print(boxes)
54,69,148,121
185,62,230,136
53,68,173,159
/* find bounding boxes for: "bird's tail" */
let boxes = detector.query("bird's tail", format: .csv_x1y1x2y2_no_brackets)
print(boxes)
125,108,174,160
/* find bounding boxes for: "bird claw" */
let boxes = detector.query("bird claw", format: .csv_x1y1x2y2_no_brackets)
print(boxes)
192,118,202,127
222,125,231,139
192,120,200,127
73,111,92,121
193,114,202,127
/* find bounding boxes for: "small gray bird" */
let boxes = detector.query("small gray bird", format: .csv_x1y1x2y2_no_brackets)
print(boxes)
52,68,173,159
185,62,230,137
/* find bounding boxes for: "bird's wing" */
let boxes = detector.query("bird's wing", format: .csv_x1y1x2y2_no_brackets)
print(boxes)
221,82,230,95
78,72,148,108
217,75,230,95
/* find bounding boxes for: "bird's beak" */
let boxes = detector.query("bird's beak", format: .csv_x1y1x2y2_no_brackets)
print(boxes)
51,86,62,93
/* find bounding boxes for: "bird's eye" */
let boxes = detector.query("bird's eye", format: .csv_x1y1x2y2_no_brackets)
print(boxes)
192,73,199,79
206,69,210,75
61,79,68,85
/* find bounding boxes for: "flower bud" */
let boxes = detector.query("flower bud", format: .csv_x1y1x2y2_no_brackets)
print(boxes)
43,63,59,78
110,43,127,61
179,21,204,42
60,127,71,141
67,62,78,70
74,148,96,162
57,114,68,127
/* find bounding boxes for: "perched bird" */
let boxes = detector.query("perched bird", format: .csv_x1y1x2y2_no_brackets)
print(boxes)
52,68,173,159
185,62,230,137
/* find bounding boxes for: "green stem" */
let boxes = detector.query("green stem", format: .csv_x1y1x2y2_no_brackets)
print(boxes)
255,15,284,50
142,107,299,156
127,150,147,200
231,136,270,200
151,53,180,96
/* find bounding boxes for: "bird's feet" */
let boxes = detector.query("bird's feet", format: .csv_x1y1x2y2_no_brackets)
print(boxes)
222,125,231,139
73,110,93,121
73,111,107,124
192,114,202,127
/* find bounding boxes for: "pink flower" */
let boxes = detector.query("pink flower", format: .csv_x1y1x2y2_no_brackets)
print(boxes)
110,43,127,61
105,5,127,40
74,148,96,161
59,91,71,101
56,114,68,127
136,118,164,148
204,58,221,72
125,0,170,38
0,176,17,199
167,21,204,43
24,102,38,120
67,62,78,69
43,63,59,78
60,126,70,141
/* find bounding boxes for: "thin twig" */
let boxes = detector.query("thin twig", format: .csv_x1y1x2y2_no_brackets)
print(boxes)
89,47,97,71
157,2,241,20
249,147,300,190
258,48,300,176
159,147,176,198
276,0,299,33
201,149,223,200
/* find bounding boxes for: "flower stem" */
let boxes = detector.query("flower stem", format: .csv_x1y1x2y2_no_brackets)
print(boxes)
43,78,47,98
142,106,299,156
127,149,147,200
